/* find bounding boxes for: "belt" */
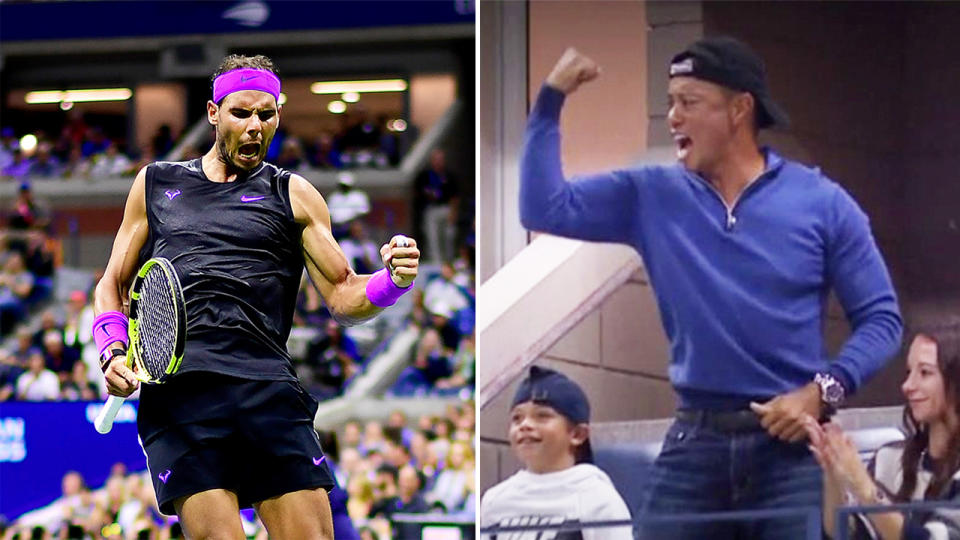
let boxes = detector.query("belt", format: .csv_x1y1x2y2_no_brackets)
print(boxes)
675,409,764,433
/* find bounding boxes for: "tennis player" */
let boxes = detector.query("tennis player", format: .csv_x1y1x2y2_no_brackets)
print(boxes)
92,54,419,539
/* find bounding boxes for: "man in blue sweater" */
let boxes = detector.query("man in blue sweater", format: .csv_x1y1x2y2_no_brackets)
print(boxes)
520,36,903,539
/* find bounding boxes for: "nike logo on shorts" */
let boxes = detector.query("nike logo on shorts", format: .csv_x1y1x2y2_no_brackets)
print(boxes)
312,456,325,466
241,195,265,202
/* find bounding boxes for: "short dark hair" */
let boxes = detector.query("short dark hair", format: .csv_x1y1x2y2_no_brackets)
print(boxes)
376,464,399,484
210,54,279,104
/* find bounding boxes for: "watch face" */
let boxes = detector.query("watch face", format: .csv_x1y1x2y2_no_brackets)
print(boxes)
824,383,843,403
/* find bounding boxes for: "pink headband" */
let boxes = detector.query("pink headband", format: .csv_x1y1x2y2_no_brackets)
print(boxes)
212,68,281,104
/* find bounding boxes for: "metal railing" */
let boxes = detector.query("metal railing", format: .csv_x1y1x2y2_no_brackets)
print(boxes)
480,499,960,539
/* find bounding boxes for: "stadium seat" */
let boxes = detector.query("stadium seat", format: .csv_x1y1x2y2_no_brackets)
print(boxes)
593,441,662,515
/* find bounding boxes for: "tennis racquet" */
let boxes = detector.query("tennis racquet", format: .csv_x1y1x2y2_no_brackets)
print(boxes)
95,257,186,434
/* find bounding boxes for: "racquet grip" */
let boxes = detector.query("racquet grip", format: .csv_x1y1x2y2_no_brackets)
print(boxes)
95,395,125,434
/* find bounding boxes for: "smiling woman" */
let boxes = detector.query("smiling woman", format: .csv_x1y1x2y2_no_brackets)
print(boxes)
805,318,960,539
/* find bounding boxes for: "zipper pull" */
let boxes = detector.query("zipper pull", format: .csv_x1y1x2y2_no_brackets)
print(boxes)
726,213,737,230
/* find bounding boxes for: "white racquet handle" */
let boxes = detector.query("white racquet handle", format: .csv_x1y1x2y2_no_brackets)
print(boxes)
95,395,125,434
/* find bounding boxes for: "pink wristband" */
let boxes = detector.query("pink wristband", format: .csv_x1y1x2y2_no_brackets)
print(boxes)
93,311,129,360
366,269,413,308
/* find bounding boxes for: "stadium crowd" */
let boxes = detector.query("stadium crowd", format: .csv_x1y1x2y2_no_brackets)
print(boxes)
0,105,413,184
3,406,476,540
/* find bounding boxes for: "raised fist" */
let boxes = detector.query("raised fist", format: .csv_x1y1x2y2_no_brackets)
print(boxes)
545,47,601,95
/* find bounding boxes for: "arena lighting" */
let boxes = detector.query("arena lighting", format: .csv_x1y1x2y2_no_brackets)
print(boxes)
388,119,408,132
310,79,407,94
19,134,38,153
278,93,287,106
327,100,347,114
342,91,360,103
25,88,133,104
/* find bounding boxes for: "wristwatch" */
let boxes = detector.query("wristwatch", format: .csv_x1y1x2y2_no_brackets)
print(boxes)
814,372,845,415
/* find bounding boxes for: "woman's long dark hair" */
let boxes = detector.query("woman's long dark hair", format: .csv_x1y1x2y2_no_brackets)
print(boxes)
896,319,960,501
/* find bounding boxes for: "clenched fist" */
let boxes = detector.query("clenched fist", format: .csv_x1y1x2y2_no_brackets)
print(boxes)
380,235,419,288
546,47,601,95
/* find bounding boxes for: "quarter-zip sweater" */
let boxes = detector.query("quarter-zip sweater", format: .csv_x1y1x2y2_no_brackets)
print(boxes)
520,85,902,409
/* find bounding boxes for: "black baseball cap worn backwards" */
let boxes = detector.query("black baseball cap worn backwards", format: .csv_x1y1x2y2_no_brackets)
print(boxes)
669,35,789,129
512,366,590,424
512,365,593,464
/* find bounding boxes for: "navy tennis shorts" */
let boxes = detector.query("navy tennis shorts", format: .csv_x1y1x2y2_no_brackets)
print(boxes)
137,372,335,515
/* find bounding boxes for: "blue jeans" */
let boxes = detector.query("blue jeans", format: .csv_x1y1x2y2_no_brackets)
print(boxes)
636,417,822,540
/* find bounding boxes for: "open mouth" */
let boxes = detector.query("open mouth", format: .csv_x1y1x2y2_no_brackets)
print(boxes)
238,142,261,161
673,133,692,158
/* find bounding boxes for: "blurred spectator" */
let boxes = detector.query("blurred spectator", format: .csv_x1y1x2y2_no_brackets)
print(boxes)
398,465,430,513
1,149,34,181
8,328,35,366
130,146,156,177
310,132,342,169
347,475,375,522
61,145,92,179
343,420,363,448
61,361,99,401
28,143,62,178
427,440,472,512
117,476,162,538
89,141,133,178
80,127,108,158
0,252,34,332
63,290,94,371
387,410,414,448
368,465,400,519
277,136,307,171
61,110,89,150
151,124,175,157
340,109,382,156
0,350,22,401
413,148,460,263
15,348,59,401
377,114,400,166
97,475,126,527
384,439,412,470
435,332,474,390
44,329,78,384
7,181,50,230
22,229,57,289
407,289,428,329
423,262,470,317
30,310,61,350
327,173,371,239
0,127,18,170
362,421,387,456
340,221,381,275
303,319,361,398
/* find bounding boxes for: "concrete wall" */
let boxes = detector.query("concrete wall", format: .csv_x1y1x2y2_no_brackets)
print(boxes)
480,0,650,496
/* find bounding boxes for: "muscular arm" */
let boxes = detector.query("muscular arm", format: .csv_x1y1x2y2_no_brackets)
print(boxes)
826,186,903,394
92,166,149,396
290,174,417,326
519,85,640,243
95,167,149,316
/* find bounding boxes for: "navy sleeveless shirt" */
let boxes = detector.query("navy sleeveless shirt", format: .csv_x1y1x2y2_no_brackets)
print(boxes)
138,159,304,381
